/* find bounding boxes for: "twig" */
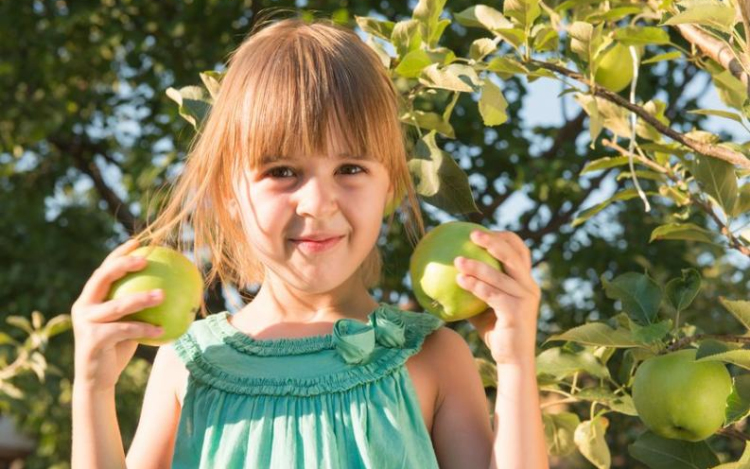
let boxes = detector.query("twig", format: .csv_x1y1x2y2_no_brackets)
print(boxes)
523,59,750,170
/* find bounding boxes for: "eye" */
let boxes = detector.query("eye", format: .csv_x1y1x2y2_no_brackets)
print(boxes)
338,164,366,175
265,166,295,179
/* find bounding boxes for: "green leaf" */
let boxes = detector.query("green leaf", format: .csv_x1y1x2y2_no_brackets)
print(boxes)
575,388,638,415
543,412,580,456
531,25,559,53
616,170,667,182
581,156,633,174
586,6,644,22
419,62,481,92
0,331,18,346
731,184,750,217
454,5,513,31
407,130,480,214
659,185,692,206
478,79,508,126
642,51,684,65
649,222,718,244
687,108,745,125
613,26,671,46
724,374,750,426
544,322,643,348
485,56,529,78
704,60,748,112
719,297,750,332
601,272,662,326
0,381,24,400
665,268,702,312
165,85,211,130
199,71,223,101
44,314,73,337
536,346,610,379
503,0,541,30
391,19,423,58
574,417,611,469
401,109,455,138
412,0,448,47
569,21,595,62
395,49,434,78
630,319,673,345
629,430,719,468
691,154,738,217
469,38,497,62
6,315,33,334
355,16,395,41
662,0,737,33
695,339,750,370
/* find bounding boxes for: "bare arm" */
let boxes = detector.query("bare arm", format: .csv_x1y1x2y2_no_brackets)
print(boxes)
71,384,127,469
489,359,549,469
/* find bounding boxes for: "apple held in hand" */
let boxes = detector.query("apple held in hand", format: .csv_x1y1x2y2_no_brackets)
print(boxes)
106,245,203,346
409,221,502,322
632,348,732,442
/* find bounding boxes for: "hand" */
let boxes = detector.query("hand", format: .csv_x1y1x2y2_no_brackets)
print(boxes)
71,238,165,392
454,229,541,366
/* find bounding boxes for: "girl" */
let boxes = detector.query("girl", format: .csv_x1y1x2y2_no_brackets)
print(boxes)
71,13,549,469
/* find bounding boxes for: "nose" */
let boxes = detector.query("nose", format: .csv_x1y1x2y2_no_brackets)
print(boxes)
295,176,338,218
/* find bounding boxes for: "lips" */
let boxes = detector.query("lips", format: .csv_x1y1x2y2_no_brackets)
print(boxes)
291,235,345,253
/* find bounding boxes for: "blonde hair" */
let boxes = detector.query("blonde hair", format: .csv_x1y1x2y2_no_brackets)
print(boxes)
135,11,425,318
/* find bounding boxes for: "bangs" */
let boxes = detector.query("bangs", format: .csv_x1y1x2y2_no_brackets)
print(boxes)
223,23,401,173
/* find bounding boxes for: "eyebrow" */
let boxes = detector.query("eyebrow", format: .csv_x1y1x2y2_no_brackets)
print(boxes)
259,152,373,165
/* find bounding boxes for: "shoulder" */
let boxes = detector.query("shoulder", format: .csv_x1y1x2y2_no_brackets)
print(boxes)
419,327,477,408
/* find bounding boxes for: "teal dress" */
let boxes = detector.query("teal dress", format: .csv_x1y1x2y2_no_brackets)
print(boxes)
170,302,445,468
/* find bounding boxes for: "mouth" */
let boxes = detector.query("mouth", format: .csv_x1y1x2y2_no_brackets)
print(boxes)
290,235,345,253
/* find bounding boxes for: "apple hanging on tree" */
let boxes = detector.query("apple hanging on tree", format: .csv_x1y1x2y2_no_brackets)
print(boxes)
631,347,733,442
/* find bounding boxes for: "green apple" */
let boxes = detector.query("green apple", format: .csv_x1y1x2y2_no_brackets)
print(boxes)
593,42,635,93
632,348,732,442
106,246,203,346
409,221,502,322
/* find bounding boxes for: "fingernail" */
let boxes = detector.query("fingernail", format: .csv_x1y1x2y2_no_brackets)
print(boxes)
149,289,163,300
151,327,163,336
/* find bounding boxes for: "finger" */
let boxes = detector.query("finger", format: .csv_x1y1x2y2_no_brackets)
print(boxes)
497,231,533,270
78,255,149,306
98,320,164,343
455,257,531,299
470,231,528,275
86,288,164,323
455,273,517,327
466,235,536,292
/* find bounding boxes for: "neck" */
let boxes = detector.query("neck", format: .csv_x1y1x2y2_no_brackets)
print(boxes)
237,271,380,324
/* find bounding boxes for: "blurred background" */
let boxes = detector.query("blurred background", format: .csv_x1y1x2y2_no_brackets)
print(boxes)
1,1,749,468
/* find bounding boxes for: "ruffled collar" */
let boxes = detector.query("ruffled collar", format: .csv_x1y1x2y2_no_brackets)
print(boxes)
210,302,408,364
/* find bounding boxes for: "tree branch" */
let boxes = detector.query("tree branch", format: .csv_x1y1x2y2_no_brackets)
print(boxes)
48,135,143,234
524,58,750,169
674,23,750,95
602,138,750,258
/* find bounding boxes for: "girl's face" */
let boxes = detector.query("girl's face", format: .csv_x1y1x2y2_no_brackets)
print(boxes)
231,140,393,295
